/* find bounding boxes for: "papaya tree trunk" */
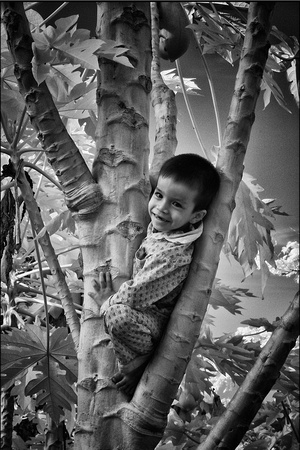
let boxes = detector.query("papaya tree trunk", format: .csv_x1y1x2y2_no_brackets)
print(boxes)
75,3,153,449
149,1,177,185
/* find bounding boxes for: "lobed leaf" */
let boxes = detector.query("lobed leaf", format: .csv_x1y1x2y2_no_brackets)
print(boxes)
25,357,76,423
1,325,77,423
224,174,275,283
161,69,202,96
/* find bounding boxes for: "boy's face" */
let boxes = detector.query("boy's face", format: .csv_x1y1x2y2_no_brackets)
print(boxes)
148,176,206,232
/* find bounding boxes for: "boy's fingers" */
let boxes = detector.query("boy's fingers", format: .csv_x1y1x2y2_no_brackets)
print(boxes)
99,271,106,287
105,271,112,288
92,279,100,291
88,292,95,299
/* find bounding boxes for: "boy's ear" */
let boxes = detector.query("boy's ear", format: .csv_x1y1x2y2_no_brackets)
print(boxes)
190,210,206,224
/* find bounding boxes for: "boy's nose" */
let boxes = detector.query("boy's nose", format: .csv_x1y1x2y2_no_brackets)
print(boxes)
158,201,168,213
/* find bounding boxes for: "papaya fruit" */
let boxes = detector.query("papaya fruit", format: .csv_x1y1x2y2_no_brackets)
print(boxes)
158,2,190,62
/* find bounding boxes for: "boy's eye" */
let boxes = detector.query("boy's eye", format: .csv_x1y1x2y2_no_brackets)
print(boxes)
154,191,163,199
173,202,182,208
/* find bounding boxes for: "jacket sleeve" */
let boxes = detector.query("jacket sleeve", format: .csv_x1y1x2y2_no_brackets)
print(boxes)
109,242,193,309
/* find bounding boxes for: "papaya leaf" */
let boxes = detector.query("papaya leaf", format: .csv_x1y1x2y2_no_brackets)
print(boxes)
242,440,269,449
25,357,76,424
210,280,256,315
59,38,134,70
93,39,135,68
214,341,254,358
194,328,265,387
58,38,103,71
0,48,13,69
32,14,134,76
42,15,79,46
1,325,77,424
219,359,247,383
1,326,48,384
270,205,289,216
224,174,275,281
1,89,26,123
287,60,299,107
185,359,215,396
270,26,299,69
241,317,275,331
59,88,97,118
42,64,86,103
265,51,284,72
261,70,292,113
21,209,73,258
190,3,244,64
227,335,243,346
161,69,202,96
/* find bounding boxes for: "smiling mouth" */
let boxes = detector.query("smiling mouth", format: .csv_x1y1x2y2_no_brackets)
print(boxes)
153,213,170,223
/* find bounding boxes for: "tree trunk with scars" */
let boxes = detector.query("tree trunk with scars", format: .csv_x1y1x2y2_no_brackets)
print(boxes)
3,2,298,450
76,3,153,449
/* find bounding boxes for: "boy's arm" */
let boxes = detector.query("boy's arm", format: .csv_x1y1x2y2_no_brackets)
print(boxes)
109,244,193,309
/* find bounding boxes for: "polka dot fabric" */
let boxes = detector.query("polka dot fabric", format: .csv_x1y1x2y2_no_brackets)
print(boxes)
103,223,203,369
104,304,168,365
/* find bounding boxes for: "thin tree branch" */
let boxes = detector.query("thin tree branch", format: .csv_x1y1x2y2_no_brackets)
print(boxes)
15,160,81,350
226,1,248,23
12,107,27,148
175,59,208,159
0,111,13,143
281,400,300,442
0,148,13,156
31,2,69,33
23,161,62,190
31,221,51,354
181,4,223,148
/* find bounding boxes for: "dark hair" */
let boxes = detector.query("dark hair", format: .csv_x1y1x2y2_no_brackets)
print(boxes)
158,153,220,211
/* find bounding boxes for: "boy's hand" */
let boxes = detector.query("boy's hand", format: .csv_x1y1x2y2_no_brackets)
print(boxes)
89,271,115,316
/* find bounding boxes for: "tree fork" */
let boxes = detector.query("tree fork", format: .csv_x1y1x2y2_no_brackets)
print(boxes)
125,1,276,444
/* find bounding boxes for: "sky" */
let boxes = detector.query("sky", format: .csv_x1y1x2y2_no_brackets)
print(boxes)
32,2,299,335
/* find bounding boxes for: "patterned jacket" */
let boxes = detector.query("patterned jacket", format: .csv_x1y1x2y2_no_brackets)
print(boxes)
108,222,203,317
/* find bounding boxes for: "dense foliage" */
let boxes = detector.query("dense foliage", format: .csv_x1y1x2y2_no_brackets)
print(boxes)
1,2,299,449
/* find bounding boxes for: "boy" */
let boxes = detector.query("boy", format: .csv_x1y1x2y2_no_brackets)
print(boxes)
91,153,220,396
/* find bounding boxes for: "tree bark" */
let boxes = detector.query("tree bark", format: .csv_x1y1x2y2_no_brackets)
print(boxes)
149,2,177,186
75,3,152,449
